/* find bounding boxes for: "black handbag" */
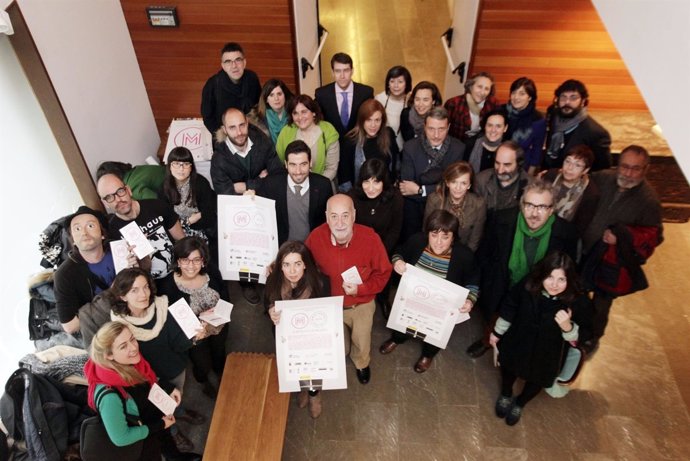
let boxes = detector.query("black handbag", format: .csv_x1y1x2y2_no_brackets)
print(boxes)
80,388,144,461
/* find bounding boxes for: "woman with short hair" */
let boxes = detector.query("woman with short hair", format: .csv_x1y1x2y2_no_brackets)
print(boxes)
399,81,443,142
375,65,413,150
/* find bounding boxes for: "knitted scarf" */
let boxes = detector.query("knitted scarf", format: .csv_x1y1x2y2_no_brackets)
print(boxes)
266,108,287,144
110,296,168,342
552,173,589,221
408,108,426,138
508,213,555,286
506,102,537,145
84,356,157,410
546,107,588,161
467,135,502,173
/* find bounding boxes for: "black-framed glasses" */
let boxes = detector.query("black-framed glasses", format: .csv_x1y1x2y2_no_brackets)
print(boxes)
179,257,203,266
523,202,552,213
101,187,127,203
170,161,192,169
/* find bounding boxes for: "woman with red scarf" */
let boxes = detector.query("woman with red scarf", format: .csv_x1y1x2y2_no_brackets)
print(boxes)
84,321,180,459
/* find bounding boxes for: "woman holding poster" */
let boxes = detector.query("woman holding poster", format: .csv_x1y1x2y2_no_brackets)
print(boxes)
379,210,480,373
264,241,330,418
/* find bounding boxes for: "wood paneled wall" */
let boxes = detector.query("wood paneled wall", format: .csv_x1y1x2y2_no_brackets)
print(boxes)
469,0,648,112
120,0,298,142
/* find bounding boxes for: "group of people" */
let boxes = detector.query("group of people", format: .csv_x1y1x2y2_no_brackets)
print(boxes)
53,41,665,459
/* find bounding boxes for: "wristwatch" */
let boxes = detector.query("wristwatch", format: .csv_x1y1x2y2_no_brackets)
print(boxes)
418,186,423,195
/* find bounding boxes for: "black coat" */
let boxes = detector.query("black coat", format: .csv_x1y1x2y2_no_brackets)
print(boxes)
315,82,374,136
210,125,285,195
542,169,601,238
158,174,217,238
476,207,577,320
256,172,333,245
498,285,593,387
338,127,399,186
544,109,612,171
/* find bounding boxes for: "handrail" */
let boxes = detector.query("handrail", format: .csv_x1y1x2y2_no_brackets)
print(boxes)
301,25,329,78
441,27,465,83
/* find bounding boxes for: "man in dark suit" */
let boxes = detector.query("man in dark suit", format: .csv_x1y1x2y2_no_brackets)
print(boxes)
315,52,374,137
256,140,333,245
543,79,611,172
399,106,465,242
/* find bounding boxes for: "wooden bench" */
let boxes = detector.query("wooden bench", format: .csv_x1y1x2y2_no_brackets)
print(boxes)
205,352,290,460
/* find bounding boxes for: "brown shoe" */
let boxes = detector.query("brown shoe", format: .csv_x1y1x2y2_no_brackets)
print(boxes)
297,389,309,408
414,356,433,373
308,393,322,419
379,339,398,355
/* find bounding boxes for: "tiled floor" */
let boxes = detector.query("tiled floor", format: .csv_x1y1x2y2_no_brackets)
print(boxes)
178,224,690,460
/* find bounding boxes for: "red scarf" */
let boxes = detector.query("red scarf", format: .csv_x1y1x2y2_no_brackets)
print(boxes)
84,357,158,410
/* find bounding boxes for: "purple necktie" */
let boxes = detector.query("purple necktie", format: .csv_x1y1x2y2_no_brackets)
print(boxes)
340,92,349,127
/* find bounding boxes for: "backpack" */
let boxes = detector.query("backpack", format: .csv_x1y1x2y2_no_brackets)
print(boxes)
0,368,88,461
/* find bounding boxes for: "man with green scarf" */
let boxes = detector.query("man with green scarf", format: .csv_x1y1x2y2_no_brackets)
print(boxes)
467,180,577,358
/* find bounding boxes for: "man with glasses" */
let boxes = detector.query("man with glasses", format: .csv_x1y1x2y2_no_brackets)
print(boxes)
543,79,611,171
467,180,577,358
97,174,185,281
580,145,662,353
201,42,261,135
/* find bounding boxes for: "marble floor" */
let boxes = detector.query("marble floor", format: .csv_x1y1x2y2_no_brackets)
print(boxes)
176,223,690,460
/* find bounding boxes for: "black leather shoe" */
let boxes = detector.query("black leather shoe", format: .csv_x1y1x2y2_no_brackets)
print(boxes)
356,366,371,384
466,339,490,358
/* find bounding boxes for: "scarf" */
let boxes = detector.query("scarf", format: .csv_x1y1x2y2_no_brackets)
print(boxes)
419,134,451,185
408,108,426,138
266,108,287,144
546,107,588,160
279,279,313,302
508,213,555,286
111,296,168,342
84,356,157,410
552,173,589,221
506,102,537,145
354,141,366,183
467,135,502,173
174,179,197,219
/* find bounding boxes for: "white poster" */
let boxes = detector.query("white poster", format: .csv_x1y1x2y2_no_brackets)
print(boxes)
275,296,347,393
163,118,214,163
386,264,470,349
217,195,279,284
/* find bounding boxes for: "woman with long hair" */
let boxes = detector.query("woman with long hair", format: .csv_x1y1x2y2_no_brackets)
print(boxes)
264,241,330,419
275,94,340,182
399,81,443,142
424,161,486,252
338,99,400,192
375,65,412,150
157,237,229,398
248,79,294,144
489,251,593,425
84,321,179,459
160,147,217,247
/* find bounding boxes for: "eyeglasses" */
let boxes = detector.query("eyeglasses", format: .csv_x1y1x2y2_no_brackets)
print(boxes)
179,257,203,266
222,57,245,66
170,161,192,169
563,158,586,169
101,187,127,203
523,202,553,213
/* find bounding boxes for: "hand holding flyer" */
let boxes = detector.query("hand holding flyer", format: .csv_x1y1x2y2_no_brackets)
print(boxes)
168,298,202,338
148,383,178,416
110,240,130,274
341,266,363,285
199,299,234,327
119,221,155,259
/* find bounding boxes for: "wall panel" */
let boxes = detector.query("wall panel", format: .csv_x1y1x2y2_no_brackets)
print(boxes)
470,0,648,112
121,0,298,142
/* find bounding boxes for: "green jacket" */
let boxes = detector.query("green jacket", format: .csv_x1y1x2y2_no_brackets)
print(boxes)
275,121,339,177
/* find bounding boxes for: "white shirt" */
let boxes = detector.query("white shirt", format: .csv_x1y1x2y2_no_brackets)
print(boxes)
335,82,354,119
287,175,310,196
225,136,254,159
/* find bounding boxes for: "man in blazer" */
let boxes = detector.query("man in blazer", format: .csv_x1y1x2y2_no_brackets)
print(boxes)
256,140,333,245
315,52,374,137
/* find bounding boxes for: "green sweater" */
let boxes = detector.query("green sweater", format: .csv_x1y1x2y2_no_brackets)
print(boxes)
96,384,161,447
275,121,339,178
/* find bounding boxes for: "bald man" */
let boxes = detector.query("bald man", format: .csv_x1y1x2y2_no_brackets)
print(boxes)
305,194,392,384
97,173,184,280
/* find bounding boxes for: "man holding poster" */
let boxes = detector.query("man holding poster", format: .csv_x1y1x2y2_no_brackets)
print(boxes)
380,210,479,373
306,195,392,385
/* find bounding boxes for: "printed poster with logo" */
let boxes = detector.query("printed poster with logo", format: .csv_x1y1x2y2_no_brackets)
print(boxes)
386,264,470,349
274,296,347,393
217,194,279,284
163,118,213,162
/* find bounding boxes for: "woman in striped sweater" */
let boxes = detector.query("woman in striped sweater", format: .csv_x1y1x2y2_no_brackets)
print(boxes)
378,209,480,372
